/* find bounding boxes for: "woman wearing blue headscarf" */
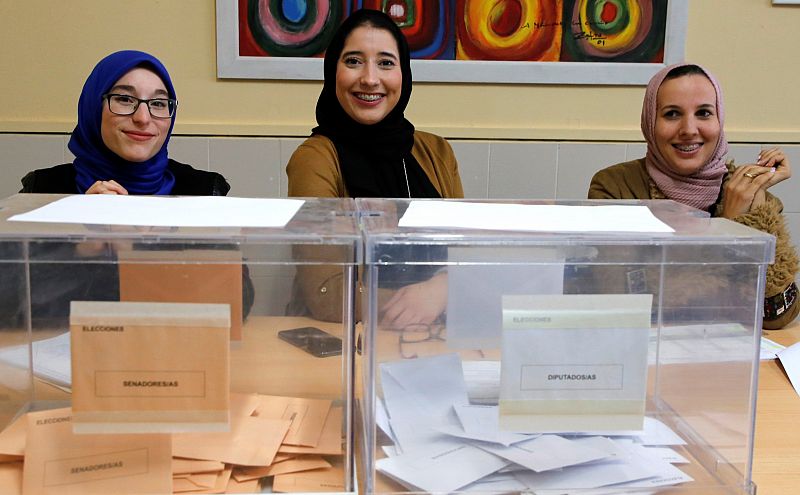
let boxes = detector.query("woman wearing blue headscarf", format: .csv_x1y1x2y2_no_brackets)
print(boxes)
20,50,228,195
5,51,251,329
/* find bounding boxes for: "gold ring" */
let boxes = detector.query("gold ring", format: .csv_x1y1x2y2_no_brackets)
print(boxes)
744,172,756,178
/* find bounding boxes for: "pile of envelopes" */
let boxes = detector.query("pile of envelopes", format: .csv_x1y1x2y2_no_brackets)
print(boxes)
0,392,344,494
376,354,695,493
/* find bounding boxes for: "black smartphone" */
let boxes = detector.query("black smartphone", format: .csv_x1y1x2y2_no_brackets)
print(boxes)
278,327,342,358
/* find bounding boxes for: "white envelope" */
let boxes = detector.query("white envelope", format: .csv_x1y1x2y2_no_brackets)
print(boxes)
376,442,509,493
380,353,469,420
477,435,610,473
513,457,658,492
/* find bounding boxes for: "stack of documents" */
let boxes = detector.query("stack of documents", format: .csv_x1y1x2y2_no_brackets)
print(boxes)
376,354,694,493
0,392,344,494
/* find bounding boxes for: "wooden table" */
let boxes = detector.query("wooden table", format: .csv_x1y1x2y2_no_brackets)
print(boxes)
753,322,800,494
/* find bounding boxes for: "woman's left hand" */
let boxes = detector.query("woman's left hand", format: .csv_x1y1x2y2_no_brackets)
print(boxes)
757,147,792,188
380,272,448,329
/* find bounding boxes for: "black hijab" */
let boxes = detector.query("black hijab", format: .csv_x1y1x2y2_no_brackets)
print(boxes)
313,9,440,198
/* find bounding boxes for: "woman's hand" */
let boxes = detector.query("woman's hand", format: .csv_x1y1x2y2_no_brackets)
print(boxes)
757,147,792,188
86,180,128,195
722,148,790,219
380,272,448,329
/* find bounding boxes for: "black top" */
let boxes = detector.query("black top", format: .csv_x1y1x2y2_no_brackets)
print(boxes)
20,160,230,196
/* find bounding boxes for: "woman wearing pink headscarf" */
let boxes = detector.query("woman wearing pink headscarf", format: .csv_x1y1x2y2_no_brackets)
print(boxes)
589,63,797,329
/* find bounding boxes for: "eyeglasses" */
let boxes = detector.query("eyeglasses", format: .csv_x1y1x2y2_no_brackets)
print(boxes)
397,323,446,359
103,93,177,119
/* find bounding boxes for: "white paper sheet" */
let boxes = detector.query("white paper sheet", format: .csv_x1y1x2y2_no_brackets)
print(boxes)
375,442,509,493
8,195,305,228
460,473,528,493
478,435,611,473
380,355,468,453
778,341,800,397
443,405,531,446
512,455,658,492
398,201,674,233
380,354,469,420
563,417,686,445
608,441,694,489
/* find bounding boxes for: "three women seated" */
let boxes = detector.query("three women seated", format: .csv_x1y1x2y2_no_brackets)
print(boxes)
18,9,797,329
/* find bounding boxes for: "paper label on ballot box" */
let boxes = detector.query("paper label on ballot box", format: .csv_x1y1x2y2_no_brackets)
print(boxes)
499,294,651,433
22,408,171,495
70,301,230,433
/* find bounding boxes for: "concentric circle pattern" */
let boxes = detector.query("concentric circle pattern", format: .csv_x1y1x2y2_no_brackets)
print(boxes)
361,0,454,59
456,0,562,61
238,0,668,63
247,0,345,57
561,0,667,62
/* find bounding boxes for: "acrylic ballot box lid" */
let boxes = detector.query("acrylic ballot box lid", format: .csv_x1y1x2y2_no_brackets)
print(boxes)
356,198,774,495
0,193,361,253
356,198,774,264
0,193,359,494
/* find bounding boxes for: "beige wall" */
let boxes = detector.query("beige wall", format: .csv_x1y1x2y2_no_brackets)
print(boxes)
1,0,799,141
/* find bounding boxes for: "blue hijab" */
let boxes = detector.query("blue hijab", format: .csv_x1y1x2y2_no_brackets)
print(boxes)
68,50,176,194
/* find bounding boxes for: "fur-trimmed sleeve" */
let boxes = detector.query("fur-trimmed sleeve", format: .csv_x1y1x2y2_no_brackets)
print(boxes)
732,195,799,328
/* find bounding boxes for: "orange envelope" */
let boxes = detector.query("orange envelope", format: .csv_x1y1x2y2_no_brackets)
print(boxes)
233,455,331,482
254,395,332,447
279,407,342,456
272,453,296,463
173,466,232,494
22,408,171,495
70,301,230,434
0,414,26,460
229,392,260,418
173,471,218,492
172,458,225,476
0,461,22,495
172,414,291,466
272,466,346,493
226,476,259,493
118,249,244,341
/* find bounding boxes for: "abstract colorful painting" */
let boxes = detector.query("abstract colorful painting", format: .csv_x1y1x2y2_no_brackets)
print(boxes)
217,0,688,84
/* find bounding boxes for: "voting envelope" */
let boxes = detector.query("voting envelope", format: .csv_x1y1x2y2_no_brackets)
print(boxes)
118,249,243,341
22,407,171,495
70,301,230,434
499,294,652,433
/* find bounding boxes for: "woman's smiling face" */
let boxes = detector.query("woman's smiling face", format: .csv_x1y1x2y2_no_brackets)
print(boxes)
100,67,172,162
335,25,402,125
654,74,721,176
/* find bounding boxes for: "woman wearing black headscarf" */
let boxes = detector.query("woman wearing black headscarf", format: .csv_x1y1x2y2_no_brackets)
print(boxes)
287,9,463,325
287,9,462,199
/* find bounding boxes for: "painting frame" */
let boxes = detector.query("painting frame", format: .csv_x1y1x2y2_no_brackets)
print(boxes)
216,1,688,85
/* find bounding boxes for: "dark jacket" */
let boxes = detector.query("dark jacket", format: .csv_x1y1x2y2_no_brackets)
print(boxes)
20,160,230,196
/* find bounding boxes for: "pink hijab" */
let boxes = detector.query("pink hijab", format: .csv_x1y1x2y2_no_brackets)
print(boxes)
641,63,729,211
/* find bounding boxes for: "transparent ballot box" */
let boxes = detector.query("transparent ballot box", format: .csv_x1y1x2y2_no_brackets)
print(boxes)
0,193,359,494
356,198,774,495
